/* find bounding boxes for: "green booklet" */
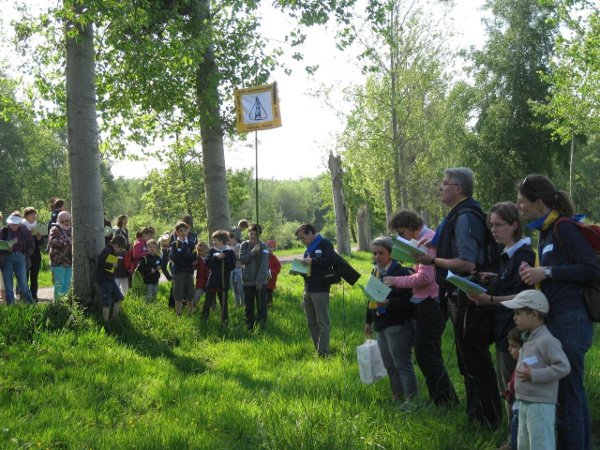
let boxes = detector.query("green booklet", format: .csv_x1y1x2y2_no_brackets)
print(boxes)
391,236,426,264
445,270,487,295
359,274,391,303
0,238,18,251
289,258,310,276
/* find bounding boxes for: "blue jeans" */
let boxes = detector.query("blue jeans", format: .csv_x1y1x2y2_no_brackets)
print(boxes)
3,252,33,304
547,309,593,450
230,269,244,306
511,404,519,450
52,265,72,300
377,324,418,400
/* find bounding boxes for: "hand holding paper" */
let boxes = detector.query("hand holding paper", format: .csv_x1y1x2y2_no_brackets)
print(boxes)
359,275,392,303
289,259,311,276
445,270,487,295
391,236,426,264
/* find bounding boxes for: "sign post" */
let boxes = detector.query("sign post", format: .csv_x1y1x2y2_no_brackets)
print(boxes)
234,83,282,224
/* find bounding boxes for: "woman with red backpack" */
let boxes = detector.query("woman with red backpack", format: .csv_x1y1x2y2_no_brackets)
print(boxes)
517,174,600,450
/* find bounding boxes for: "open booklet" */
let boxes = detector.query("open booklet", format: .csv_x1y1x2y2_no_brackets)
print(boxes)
391,236,426,264
358,274,391,303
30,225,48,236
0,238,18,251
445,270,487,295
289,258,311,276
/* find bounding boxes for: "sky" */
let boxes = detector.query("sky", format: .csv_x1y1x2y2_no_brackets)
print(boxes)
0,0,487,181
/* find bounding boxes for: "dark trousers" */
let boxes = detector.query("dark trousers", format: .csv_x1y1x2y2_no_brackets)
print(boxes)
27,250,41,300
267,288,274,305
244,285,267,329
202,289,228,323
449,293,501,428
413,297,458,405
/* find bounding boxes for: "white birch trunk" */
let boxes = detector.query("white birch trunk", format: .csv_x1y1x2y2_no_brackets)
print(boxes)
66,10,105,304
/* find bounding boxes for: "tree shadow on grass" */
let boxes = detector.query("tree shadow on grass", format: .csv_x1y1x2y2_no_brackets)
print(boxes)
94,313,208,375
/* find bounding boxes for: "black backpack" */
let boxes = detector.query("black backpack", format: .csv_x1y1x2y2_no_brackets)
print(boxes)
324,253,361,286
447,206,502,273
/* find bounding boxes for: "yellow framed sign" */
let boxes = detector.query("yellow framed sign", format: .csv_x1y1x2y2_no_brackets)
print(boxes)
234,83,282,132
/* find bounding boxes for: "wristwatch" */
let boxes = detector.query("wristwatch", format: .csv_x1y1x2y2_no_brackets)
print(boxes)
544,267,552,279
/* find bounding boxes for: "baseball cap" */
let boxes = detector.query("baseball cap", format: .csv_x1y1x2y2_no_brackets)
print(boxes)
502,289,549,314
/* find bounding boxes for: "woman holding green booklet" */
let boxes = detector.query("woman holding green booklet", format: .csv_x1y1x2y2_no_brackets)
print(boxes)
364,236,416,408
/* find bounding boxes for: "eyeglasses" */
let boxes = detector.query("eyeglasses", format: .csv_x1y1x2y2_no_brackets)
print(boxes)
442,182,460,187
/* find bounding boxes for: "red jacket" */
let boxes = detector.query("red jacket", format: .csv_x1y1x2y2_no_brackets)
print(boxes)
132,238,147,268
267,253,281,291
195,256,209,289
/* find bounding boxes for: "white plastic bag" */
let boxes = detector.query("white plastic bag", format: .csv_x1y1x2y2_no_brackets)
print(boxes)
356,339,387,384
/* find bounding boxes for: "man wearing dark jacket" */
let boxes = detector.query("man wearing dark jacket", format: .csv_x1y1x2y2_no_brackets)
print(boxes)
295,224,336,357
415,167,501,428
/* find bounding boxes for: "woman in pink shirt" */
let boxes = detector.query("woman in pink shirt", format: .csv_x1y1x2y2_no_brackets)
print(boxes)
384,210,458,406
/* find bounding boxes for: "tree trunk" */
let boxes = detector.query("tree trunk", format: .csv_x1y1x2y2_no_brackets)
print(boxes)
356,204,372,252
194,0,232,234
384,179,393,228
328,152,351,255
66,8,105,305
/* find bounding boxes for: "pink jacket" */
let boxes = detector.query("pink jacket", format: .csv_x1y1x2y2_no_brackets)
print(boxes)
390,227,439,299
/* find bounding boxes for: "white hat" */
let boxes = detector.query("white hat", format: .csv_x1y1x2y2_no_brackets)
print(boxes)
502,289,549,314
6,215,22,225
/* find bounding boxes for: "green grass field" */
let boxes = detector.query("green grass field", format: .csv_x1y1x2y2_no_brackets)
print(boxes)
1,253,599,449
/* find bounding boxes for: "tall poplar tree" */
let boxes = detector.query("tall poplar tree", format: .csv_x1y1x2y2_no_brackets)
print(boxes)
469,0,566,205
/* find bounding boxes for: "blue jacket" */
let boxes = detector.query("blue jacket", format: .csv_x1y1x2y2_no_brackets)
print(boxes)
365,261,414,331
489,240,535,349
206,247,236,290
169,239,196,274
539,217,600,316
302,235,336,293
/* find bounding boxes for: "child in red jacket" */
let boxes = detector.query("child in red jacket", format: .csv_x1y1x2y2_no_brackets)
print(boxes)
193,241,210,312
266,240,281,306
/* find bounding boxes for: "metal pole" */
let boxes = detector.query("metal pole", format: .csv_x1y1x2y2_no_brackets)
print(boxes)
255,130,259,224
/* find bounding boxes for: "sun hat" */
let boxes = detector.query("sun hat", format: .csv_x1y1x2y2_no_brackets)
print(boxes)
6,215,22,225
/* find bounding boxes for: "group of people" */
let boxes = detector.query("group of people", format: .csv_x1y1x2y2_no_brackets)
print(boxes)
0,200,72,305
350,168,597,450
2,169,597,450
96,217,282,331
